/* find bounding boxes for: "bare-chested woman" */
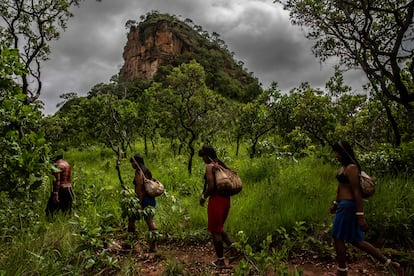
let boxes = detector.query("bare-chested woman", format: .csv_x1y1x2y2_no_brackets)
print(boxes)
330,141,401,276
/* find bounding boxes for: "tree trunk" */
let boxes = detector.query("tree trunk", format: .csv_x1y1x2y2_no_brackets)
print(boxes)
406,103,414,131
144,135,148,156
187,133,196,175
250,139,258,159
381,99,401,147
235,135,240,157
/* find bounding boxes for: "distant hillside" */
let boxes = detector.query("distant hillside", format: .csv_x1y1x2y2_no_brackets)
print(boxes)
119,12,262,102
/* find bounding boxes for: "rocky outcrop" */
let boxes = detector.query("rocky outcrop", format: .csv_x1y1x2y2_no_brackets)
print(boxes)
119,13,262,102
120,19,192,80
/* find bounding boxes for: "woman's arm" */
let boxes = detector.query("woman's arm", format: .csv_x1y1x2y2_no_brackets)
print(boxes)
204,164,215,197
134,172,145,202
200,164,215,205
330,185,340,214
52,170,62,204
348,164,368,231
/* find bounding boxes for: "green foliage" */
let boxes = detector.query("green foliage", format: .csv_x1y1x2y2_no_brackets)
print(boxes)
273,221,335,260
275,0,414,127
358,141,414,176
364,175,414,248
161,258,190,276
46,33,413,165
0,144,413,274
286,127,313,157
291,83,336,146
233,231,303,276
1,0,82,100
150,60,229,173
0,192,43,238
71,213,121,274
44,94,141,153
237,95,278,158
0,45,51,197
0,214,87,275
228,155,335,244
120,187,141,219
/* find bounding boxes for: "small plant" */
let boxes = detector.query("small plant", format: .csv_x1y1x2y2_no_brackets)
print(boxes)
162,258,189,276
273,221,335,261
147,228,163,243
71,213,120,274
233,231,303,276
120,187,141,219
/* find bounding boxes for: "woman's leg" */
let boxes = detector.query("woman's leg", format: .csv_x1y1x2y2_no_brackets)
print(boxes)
212,232,224,258
147,219,157,231
352,241,401,272
146,219,157,252
333,237,348,275
211,232,226,267
208,196,229,267
222,231,233,246
128,218,136,233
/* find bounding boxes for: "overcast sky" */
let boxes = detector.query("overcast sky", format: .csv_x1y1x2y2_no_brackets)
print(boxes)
40,0,367,115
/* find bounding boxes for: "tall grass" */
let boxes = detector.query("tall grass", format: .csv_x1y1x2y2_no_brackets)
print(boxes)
226,155,336,243
1,142,413,274
364,175,414,247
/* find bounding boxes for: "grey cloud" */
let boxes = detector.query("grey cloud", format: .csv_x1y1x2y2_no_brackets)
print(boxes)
39,0,367,114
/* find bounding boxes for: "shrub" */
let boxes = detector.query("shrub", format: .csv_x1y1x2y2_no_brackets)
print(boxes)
358,142,414,176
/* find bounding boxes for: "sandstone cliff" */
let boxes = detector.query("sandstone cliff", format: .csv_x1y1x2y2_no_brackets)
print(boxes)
120,19,192,80
119,13,262,102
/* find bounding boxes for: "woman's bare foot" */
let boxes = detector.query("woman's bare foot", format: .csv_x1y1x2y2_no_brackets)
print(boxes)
386,259,402,276
211,257,227,269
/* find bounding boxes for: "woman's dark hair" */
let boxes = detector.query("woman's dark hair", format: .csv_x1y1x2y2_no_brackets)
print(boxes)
198,145,217,159
130,154,152,179
198,145,227,168
332,141,361,170
53,150,64,161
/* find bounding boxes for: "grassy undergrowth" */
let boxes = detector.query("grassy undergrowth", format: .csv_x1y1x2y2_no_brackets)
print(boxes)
1,142,413,275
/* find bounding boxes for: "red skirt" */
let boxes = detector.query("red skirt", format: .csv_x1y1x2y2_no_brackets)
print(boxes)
207,194,230,233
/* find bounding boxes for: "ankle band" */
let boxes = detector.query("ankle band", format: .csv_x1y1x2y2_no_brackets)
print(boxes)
337,266,347,272
384,259,391,266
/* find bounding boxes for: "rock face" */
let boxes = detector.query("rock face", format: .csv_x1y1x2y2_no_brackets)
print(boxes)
119,13,262,102
120,19,191,81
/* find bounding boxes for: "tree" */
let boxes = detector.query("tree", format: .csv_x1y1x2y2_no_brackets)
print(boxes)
275,0,414,127
0,45,50,198
0,0,99,102
151,60,225,174
56,92,78,108
269,82,300,143
236,86,280,159
291,83,336,147
238,102,276,159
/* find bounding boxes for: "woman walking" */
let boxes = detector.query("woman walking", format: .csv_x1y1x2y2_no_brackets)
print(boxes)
330,141,401,275
198,145,240,268
129,154,158,252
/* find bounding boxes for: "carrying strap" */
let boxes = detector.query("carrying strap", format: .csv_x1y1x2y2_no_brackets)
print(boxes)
205,156,221,191
338,141,360,172
206,156,227,170
131,156,148,180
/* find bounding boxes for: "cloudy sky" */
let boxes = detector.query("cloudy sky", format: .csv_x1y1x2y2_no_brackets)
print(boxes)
41,0,367,115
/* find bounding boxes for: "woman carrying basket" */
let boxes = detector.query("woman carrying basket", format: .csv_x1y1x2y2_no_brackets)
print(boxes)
129,154,158,252
199,145,241,268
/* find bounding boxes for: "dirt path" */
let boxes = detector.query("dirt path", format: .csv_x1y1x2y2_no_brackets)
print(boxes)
116,242,394,275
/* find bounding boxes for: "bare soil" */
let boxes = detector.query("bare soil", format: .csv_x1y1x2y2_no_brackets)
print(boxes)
111,241,398,276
